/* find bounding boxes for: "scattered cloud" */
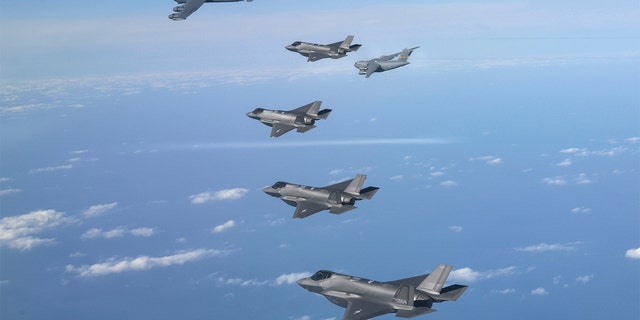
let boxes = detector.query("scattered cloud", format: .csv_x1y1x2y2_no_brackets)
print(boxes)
390,175,404,181
627,137,640,144
449,266,517,283
216,271,311,287
66,248,230,278
130,227,155,237
81,227,156,239
531,287,549,296
556,159,572,167
276,272,312,285
28,164,73,174
213,220,236,233
516,242,579,253
570,207,592,214
560,148,586,154
0,209,76,251
625,247,640,259
430,171,444,177
83,202,118,218
470,156,503,165
190,188,249,204
449,225,463,232
575,173,592,185
0,188,21,196
440,180,458,188
493,288,516,294
576,275,594,284
542,176,567,185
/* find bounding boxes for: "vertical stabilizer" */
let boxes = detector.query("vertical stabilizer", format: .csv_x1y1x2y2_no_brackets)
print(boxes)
397,46,419,62
417,264,452,295
339,35,355,51
344,174,366,195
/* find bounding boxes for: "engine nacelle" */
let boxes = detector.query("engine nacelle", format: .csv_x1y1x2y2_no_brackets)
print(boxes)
173,6,184,12
303,116,315,125
340,195,355,206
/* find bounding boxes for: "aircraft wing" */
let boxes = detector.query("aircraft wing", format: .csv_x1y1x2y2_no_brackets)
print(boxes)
293,202,329,219
365,61,379,78
270,123,296,137
375,52,401,62
308,53,330,62
170,0,206,20
385,274,429,287
343,300,394,320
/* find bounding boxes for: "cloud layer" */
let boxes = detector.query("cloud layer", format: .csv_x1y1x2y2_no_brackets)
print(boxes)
0,209,76,250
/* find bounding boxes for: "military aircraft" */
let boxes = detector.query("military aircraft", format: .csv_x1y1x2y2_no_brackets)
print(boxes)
168,0,252,21
286,35,362,62
263,174,379,218
247,101,331,138
354,47,419,78
297,264,467,320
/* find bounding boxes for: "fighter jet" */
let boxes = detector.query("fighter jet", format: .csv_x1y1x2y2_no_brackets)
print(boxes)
263,174,378,218
354,47,419,78
168,0,252,21
247,101,331,138
286,35,362,62
297,264,467,320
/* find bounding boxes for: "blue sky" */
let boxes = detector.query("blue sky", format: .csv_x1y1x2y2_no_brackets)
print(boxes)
1,1,639,320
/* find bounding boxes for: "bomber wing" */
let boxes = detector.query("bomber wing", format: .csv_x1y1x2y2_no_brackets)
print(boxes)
343,300,394,320
293,202,329,219
170,0,206,20
270,124,296,137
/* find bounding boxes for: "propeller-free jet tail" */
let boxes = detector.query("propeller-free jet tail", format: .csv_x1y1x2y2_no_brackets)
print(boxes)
354,46,419,78
286,35,362,62
263,174,379,218
168,0,252,21
297,264,467,320
247,101,331,138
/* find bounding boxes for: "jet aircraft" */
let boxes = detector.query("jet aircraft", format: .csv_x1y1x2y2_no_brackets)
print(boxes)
286,35,362,62
354,47,419,78
263,174,378,218
297,264,467,320
168,0,252,21
247,101,331,138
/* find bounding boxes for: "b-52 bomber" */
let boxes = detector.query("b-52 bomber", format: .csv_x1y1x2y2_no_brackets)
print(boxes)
247,101,331,138
297,264,467,320
354,47,419,78
263,174,378,218
168,0,252,21
286,35,362,62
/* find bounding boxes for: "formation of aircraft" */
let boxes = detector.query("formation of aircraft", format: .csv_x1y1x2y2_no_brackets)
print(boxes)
355,47,420,78
297,265,467,320
168,0,252,21
246,101,331,138
263,174,379,218
285,35,362,62
167,4,463,319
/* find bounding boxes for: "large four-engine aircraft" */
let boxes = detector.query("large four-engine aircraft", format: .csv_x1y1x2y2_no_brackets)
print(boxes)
168,0,252,21
297,264,467,320
354,47,419,78
263,174,379,218
286,35,362,62
246,101,331,138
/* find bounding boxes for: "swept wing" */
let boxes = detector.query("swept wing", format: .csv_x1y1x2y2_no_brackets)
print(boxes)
170,0,206,20
270,124,296,137
293,202,329,219
343,300,394,320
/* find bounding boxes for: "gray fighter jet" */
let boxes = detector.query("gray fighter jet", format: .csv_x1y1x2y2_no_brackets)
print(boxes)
354,47,419,78
286,35,362,62
263,174,378,218
247,101,331,138
297,264,467,320
168,0,252,21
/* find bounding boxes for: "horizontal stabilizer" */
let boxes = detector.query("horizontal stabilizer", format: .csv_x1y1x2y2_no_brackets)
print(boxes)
358,186,379,199
435,284,468,302
317,109,332,120
349,44,362,52
396,308,436,318
296,125,316,133
329,205,356,215
417,264,452,295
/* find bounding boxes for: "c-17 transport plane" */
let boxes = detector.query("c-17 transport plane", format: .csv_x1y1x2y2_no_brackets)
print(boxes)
354,47,419,78
286,35,362,62
247,101,331,138
297,264,467,320
168,0,252,21
263,174,379,218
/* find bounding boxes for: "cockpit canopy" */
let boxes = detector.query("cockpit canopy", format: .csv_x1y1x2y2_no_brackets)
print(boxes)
310,270,333,281
290,41,302,47
271,181,287,189
252,108,264,114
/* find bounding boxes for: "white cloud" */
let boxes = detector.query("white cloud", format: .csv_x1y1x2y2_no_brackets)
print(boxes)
627,137,640,144
0,209,76,251
430,171,444,177
28,164,73,174
560,148,586,154
449,266,517,283
213,220,236,233
516,242,579,253
556,159,572,167
440,180,457,188
625,247,640,259
542,176,567,185
471,156,503,165
189,188,249,204
129,227,155,237
70,149,89,154
449,225,463,232
82,227,156,239
575,173,592,185
493,288,516,294
83,202,118,218
275,272,312,285
292,316,312,320
0,188,21,196
66,248,229,277
576,275,593,283
390,175,404,181
570,207,592,214
531,287,549,296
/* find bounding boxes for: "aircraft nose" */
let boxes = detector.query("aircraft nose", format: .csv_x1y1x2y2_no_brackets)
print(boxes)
285,45,296,51
246,111,257,119
263,186,279,197
297,278,314,291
